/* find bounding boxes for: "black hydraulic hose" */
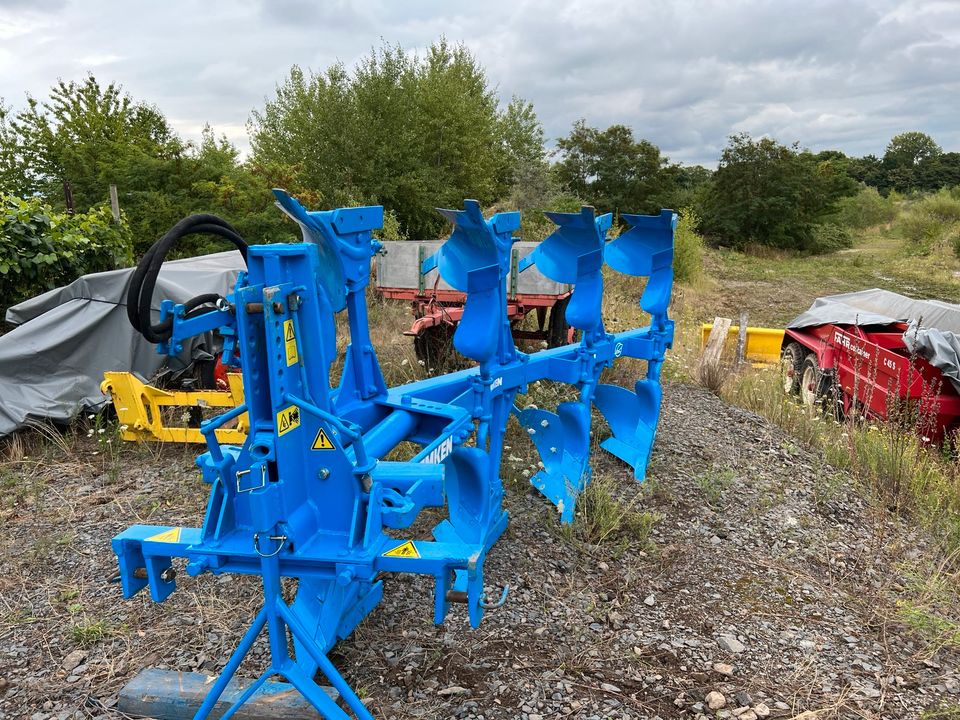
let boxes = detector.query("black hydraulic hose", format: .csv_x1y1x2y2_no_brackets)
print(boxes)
126,214,248,344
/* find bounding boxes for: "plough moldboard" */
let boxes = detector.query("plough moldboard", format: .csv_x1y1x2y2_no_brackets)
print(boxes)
112,191,676,719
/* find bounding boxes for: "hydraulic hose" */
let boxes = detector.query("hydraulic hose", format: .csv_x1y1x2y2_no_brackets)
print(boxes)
126,214,248,344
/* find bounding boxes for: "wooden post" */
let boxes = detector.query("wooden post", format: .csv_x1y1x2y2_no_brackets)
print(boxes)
109,184,121,222
701,316,732,369
736,311,748,366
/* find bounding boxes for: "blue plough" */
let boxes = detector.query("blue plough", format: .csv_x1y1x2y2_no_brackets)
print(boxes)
112,191,676,718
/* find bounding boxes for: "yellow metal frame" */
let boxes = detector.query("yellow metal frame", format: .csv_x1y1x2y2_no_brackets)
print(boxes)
700,323,785,365
101,371,247,444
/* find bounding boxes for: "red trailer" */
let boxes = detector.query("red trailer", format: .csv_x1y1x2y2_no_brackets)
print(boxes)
780,290,960,443
375,240,573,366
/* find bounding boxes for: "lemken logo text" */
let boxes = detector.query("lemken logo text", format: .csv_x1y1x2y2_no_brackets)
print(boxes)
422,435,454,465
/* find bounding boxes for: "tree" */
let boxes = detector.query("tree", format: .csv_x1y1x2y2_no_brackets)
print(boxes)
881,132,943,193
699,133,857,252
846,154,886,190
249,40,544,239
7,76,186,212
919,152,960,191
0,76,299,256
884,131,942,169
497,96,546,188
674,164,712,210
0,101,27,196
553,120,679,215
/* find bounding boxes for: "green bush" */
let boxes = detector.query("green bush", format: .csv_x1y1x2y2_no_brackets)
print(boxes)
896,188,960,253
833,185,896,229
948,225,960,260
809,223,853,253
921,188,960,223
374,208,408,242
0,194,132,313
673,208,704,284
899,209,946,249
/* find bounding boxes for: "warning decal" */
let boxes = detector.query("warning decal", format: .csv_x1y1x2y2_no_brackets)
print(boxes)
146,527,181,543
284,319,299,366
312,427,335,450
276,405,301,436
382,540,420,559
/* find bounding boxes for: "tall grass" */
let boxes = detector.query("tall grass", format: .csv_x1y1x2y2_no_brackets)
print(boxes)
724,367,960,552
673,208,704,285
833,185,897,229
896,188,960,256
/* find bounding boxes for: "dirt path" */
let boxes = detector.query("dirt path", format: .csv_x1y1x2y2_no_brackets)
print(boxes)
0,383,957,719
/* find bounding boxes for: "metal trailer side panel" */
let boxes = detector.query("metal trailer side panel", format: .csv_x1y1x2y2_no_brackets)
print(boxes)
376,240,570,295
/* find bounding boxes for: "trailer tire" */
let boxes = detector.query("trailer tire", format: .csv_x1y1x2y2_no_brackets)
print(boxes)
822,374,844,421
799,355,836,412
780,343,806,395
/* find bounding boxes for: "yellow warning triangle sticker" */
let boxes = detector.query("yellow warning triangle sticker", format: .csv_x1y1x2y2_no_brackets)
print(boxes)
312,427,335,450
146,527,181,543
382,540,420,559
285,322,296,341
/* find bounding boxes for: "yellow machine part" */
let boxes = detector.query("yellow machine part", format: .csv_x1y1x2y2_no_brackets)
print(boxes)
700,324,785,365
101,371,247,444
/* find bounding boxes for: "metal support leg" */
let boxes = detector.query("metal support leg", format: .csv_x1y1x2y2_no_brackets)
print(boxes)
192,607,268,720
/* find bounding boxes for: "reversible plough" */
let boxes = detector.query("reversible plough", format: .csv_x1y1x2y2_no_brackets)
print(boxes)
112,191,676,718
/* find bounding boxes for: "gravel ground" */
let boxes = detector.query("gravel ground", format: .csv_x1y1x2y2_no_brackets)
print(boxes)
0,382,958,720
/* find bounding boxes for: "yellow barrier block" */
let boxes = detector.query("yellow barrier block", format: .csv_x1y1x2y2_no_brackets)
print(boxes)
101,371,247,444
700,324,785,365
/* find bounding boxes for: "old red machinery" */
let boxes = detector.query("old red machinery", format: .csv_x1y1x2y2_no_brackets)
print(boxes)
782,320,960,443
375,240,572,365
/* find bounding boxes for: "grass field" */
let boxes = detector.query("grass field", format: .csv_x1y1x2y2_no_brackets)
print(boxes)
683,224,960,330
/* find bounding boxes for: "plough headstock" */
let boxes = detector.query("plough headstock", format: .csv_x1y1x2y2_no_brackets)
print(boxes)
112,195,677,718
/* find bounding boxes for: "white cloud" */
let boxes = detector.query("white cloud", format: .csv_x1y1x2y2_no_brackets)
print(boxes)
76,53,122,67
0,0,957,166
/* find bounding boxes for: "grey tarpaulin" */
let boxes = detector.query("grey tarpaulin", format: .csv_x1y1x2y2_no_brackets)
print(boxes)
904,320,960,392
0,250,245,437
787,289,960,390
787,288,960,334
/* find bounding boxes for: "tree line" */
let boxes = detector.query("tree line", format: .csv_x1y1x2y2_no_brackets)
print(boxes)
1,38,957,311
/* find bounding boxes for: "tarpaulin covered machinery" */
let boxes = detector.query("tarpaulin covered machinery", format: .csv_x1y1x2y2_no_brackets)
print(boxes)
110,193,676,718
781,289,960,441
0,252,244,437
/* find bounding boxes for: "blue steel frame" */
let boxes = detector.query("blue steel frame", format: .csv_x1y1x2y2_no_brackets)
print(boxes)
112,190,675,719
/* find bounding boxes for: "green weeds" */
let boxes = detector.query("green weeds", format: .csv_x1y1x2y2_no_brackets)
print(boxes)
697,466,735,507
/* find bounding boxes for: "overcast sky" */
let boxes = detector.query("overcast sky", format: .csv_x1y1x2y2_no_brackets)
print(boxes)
1,0,957,167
